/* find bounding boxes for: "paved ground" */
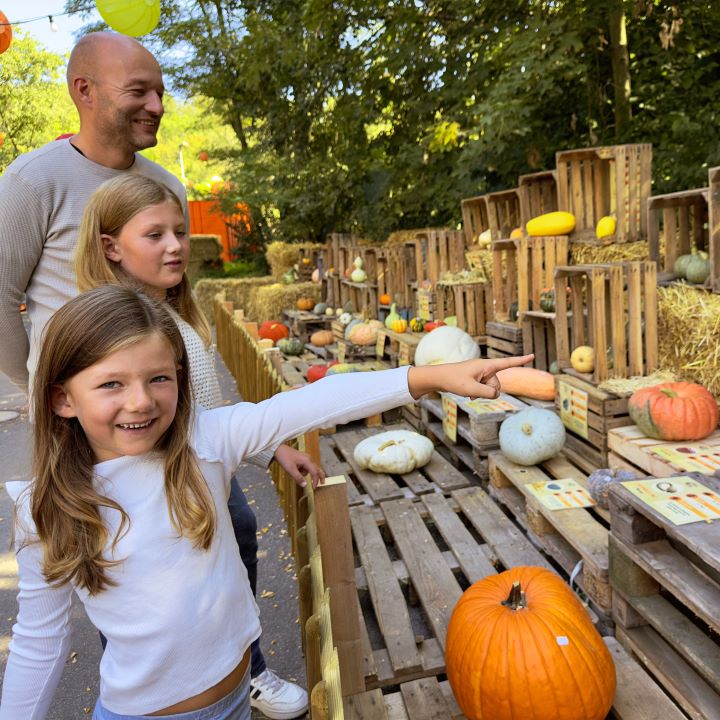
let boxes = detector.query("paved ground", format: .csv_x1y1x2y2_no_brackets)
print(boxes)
0,351,307,718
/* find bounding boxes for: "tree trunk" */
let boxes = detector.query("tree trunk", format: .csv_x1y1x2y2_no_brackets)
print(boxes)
608,0,632,139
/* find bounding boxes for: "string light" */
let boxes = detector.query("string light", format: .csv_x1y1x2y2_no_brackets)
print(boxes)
0,9,72,27
49,16,58,33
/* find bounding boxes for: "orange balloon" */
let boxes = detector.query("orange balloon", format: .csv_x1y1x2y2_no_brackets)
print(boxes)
0,11,13,55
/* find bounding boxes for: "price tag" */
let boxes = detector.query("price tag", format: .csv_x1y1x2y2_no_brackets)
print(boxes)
442,395,457,443
398,344,410,366
558,380,588,439
375,330,386,358
337,341,346,364
418,292,431,321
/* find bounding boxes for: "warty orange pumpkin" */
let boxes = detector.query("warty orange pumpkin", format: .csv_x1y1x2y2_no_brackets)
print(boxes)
446,566,616,720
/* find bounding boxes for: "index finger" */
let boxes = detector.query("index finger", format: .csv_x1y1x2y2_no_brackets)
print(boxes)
481,354,535,375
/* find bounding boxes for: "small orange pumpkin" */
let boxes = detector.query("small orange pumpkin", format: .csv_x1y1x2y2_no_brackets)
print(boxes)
379,293,392,305
446,566,616,720
296,297,315,311
310,330,334,347
628,381,719,441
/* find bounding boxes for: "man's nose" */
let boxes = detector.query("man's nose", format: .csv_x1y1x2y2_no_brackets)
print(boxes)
146,91,164,116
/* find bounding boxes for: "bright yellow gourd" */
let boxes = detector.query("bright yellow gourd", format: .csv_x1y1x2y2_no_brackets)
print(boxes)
388,317,407,333
596,215,616,240
526,211,576,237
571,345,595,373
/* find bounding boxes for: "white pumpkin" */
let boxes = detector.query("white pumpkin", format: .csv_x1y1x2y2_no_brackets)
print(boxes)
338,312,353,326
354,430,434,474
499,408,565,466
414,325,480,366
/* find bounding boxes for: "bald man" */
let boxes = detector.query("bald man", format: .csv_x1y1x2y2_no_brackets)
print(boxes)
0,32,309,720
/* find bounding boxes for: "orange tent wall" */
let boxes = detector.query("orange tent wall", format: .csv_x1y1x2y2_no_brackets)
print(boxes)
188,200,233,261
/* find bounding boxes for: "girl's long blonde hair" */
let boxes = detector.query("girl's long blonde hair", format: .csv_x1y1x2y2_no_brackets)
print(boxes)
32,285,216,595
75,174,211,347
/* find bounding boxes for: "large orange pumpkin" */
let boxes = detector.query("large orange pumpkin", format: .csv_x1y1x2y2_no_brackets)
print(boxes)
446,566,616,720
258,321,289,343
628,381,719,441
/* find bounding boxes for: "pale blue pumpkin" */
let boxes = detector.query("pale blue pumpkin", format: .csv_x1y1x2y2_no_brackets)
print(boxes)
499,408,565,466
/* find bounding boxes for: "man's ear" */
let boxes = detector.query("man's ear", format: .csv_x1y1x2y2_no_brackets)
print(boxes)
71,76,93,108
50,384,77,418
102,234,122,262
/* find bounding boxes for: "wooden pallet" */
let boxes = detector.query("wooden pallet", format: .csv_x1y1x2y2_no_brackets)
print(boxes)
282,309,332,343
486,320,524,358
318,425,473,507
347,488,553,689
608,476,720,719
488,450,618,629
608,425,720,477
376,328,422,368
554,261,658,383
555,374,633,472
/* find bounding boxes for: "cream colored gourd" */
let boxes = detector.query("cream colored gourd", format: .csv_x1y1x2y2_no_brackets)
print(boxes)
414,325,480,366
499,408,566,466
350,256,367,283
354,430,434,474
348,322,378,346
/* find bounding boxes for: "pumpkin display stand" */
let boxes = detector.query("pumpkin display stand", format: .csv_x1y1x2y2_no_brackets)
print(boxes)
282,308,333,344
608,477,720,719
375,328,421,368
488,450,620,630
554,374,634,472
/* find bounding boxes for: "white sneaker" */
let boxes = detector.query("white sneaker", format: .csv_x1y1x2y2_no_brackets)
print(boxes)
249,668,308,719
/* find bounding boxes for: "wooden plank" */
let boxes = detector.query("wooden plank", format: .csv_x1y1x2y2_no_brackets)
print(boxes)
399,677,455,720
382,499,463,651
350,505,423,675
344,689,389,720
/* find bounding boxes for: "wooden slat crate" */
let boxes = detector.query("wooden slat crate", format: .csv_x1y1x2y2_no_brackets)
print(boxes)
375,245,410,308
709,166,720,293
460,194,490,246
486,320,524,359
647,187,709,284
522,310,557,371
415,288,438,322
318,425,473,507
324,272,344,309
298,246,322,281
405,229,467,287
608,426,720,478
326,233,359,276
375,328,422,368
608,476,720,719
486,187,522,239
347,489,553,690
281,308,332,343
556,144,653,244
435,281,492,338
518,169,558,225
341,279,378,317
554,261,658,383
492,235,569,324
554,374,633,472
489,450,625,629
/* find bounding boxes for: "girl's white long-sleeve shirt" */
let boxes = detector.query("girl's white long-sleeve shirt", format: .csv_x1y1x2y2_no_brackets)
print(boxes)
0,367,414,718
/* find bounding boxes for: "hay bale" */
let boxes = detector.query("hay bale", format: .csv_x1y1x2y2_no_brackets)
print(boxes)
248,282,321,322
194,276,275,324
569,240,651,265
385,228,447,246
265,241,325,280
658,284,720,398
188,234,223,282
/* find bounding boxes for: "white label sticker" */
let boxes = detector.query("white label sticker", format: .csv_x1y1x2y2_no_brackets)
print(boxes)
556,636,569,646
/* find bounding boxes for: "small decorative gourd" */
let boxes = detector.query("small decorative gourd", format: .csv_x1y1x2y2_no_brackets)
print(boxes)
277,337,304,355
526,211,576,237
384,303,401,329
685,253,710,284
354,430,434,474
409,317,426,333
570,345,595,373
379,293,392,305
596,215,616,240
446,566,616,720
313,302,327,315
296,297,315,311
499,408,565,466
338,312,353,325
350,256,367,283
387,317,407,333
414,326,480,366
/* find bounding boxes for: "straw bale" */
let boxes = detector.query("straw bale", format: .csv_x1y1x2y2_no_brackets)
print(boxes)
569,241,651,265
597,371,676,397
657,285,720,398
194,276,275,324
265,241,325,280
248,282,321,322
465,249,494,278
438,268,488,285
384,228,448,246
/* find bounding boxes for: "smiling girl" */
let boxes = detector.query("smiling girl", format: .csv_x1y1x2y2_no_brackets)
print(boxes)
0,285,532,718
74,175,318,718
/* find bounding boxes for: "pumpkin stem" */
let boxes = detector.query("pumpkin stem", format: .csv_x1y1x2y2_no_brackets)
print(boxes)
501,581,527,610
521,423,533,436
659,388,677,398
377,440,398,451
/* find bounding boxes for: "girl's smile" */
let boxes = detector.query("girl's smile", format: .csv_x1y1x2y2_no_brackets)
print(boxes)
51,333,179,462
101,200,188,299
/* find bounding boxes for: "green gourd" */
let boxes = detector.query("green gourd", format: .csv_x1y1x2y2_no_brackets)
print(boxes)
277,337,304,355
313,302,328,315
685,254,710,284
384,303,401,329
673,253,693,279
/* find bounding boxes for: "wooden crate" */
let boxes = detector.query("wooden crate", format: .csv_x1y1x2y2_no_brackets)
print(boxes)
522,310,557,371
489,450,627,629
404,229,467,287
608,476,720,719
485,188,522,239
460,194,490,246
518,169,558,225
486,320,524,359
346,489,553,690
554,374,633,472
318,424,473,507
492,235,569,324
375,245,410,308
554,261,658,383
608,426,720,478
415,287,439,322
341,279,378,317
435,281,492,338
326,232,359,275
281,308,332,343
375,328,422,368
647,187,709,284
707,166,720,293
556,144,653,244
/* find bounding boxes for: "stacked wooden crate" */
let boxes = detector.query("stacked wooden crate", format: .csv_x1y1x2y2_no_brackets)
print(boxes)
710,165,720,293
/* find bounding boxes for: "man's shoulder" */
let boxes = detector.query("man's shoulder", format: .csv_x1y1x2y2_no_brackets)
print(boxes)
132,154,186,197
2,141,70,178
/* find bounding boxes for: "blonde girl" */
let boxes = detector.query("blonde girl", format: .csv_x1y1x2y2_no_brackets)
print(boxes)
74,174,317,717
0,285,531,718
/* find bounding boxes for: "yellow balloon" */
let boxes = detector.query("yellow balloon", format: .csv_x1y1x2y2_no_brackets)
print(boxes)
95,0,160,37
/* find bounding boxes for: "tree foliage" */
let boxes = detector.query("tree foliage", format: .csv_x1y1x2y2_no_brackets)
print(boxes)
65,0,720,242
